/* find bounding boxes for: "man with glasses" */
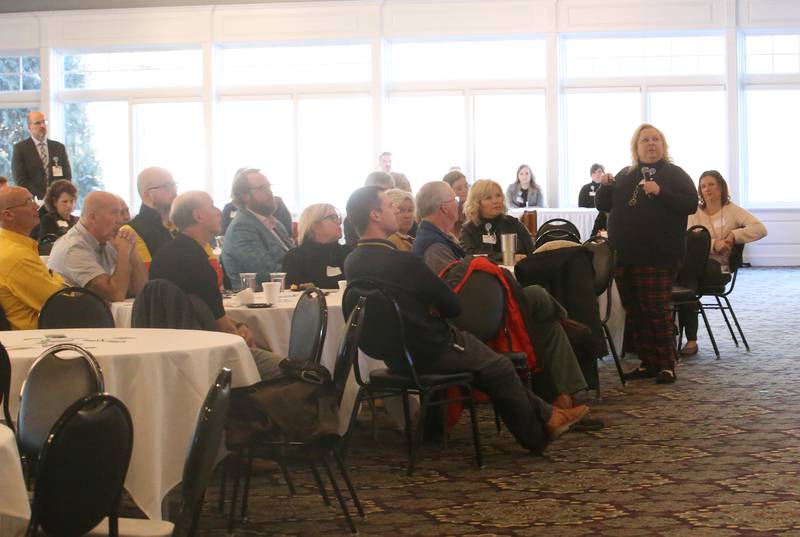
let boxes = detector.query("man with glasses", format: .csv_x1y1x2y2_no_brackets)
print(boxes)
121,167,178,268
0,186,65,329
222,168,294,289
11,111,72,200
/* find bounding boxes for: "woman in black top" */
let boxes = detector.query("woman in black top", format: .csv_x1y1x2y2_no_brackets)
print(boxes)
38,179,78,250
595,124,697,384
283,203,352,289
460,179,534,263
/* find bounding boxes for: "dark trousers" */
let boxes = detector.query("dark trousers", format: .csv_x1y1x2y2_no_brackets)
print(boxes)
415,328,553,454
615,265,676,371
678,259,732,340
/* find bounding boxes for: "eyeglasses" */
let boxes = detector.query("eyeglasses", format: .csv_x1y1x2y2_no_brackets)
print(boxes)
319,214,342,224
146,181,178,192
3,197,36,211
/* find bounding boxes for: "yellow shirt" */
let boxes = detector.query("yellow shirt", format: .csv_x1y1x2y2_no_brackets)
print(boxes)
118,222,177,266
0,228,65,330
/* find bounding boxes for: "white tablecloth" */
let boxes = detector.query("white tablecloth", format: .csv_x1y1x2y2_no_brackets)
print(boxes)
0,424,28,537
2,328,260,521
508,207,599,242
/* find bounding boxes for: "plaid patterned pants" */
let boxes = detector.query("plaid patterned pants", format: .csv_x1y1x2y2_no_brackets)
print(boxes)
615,265,676,372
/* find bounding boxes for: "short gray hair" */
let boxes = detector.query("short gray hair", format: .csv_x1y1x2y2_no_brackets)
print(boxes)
384,188,414,211
297,203,338,245
415,181,452,219
170,191,210,231
364,171,394,189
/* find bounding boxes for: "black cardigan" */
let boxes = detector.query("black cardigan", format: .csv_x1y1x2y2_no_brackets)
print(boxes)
595,160,698,267
282,240,353,289
460,214,535,262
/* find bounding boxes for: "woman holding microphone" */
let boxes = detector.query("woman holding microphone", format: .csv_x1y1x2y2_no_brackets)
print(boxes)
595,124,697,384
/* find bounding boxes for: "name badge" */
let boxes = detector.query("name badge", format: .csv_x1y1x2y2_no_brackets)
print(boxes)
589,190,596,197
52,166,63,177
482,234,497,245
57,219,69,228
326,266,342,277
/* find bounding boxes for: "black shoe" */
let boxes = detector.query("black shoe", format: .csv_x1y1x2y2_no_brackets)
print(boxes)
622,367,656,380
572,416,605,432
656,369,676,384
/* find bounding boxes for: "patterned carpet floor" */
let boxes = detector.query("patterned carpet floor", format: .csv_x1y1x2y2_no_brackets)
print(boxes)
191,267,799,536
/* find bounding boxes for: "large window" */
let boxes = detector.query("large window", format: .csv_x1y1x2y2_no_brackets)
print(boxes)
0,107,34,180
221,44,371,86
563,92,641,205
473,93,546,188
649,90,727,182
0,56,40,91
389,38,546,82
64,50,202,89
64,102,128,205
745,34,800,74
744,90,800,205
564,35,725,78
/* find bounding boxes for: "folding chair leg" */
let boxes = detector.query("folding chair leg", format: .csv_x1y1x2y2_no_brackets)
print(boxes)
309,461,331,506
333,450,364,518
722,295,750,351
698,303,720,359
603,322,625,386
715,295,739,346
227,448,244,535
240,445,255,522
217,454,229,514
465,392,484,469
321,454,357,534
408,394,429,476
278,460,296,495
492,405,502,433
400,391,413,464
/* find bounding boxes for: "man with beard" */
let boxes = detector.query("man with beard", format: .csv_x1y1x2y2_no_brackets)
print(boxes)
121,167,178,268
222,167,294,289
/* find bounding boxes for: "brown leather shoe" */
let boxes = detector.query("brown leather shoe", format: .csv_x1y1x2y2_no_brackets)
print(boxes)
546,405,590,439
552,394,573,410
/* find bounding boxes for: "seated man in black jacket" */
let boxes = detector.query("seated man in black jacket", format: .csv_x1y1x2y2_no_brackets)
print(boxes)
343,186,590,453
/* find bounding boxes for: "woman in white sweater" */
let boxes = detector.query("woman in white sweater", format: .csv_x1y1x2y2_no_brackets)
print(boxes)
679,170,767,356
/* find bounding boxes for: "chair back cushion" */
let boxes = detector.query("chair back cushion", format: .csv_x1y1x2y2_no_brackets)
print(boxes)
38,287,114,329
343,279,410,372
583,237,614,296
678,225,712,289
287,288,328,364
31,394,133,537
451,271,504,342
17,344,104,460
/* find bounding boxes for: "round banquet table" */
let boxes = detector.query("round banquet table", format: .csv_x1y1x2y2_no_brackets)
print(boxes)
0,424,29,537
508,207,598,242
1,328,261,521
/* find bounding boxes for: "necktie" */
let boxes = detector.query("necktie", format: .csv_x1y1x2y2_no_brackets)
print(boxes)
38,142,48,173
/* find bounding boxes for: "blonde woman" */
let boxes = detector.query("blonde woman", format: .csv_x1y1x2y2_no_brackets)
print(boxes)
595,124,697,384
385,188,416,252
460,179,534,263
282,203,352,289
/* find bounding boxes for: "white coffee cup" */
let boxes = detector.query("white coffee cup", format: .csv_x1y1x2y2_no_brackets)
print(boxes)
262,282,281,305
337,280,347,293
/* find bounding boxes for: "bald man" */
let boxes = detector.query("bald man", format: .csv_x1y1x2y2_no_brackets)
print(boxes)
151,191,283,379
121,167,178,266
0,186,65,329
48,191,147,302
11,111,72,200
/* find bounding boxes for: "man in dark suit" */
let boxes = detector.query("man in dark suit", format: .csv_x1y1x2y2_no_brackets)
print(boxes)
11,111,72,200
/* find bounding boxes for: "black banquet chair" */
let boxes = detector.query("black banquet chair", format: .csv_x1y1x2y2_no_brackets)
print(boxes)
26,393,134,537
38,287,115,329
698,243,750,351
672,225,720,359
343,278,483,477
225,300,366,534
582,236,626,386
89,368,233,537
536,218,581,247
17,343,105,478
